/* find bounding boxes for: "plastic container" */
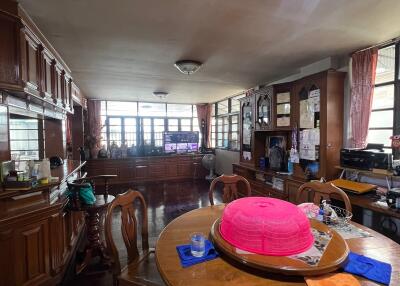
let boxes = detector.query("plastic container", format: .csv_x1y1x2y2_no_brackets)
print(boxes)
220,197,314,256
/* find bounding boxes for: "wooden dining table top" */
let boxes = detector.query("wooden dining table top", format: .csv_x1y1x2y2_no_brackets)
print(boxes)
155,204,400,286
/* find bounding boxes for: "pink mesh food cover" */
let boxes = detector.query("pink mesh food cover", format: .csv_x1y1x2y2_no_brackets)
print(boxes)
220,197,314,256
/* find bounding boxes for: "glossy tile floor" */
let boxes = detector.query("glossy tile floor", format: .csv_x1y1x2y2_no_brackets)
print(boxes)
66,179,221,285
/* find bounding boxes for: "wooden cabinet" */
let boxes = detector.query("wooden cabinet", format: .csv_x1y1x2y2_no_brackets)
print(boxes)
0,9,22,92
292,70,344,180
14,219,51,285
237,70,344,181
0,161,85,286
86,155,207,184
0,2,82,113
239,95,255,165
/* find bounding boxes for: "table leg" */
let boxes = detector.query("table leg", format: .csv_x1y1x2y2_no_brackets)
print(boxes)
76,209,110,274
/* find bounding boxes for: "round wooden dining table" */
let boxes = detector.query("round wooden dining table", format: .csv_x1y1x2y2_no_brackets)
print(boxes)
155,205,400,286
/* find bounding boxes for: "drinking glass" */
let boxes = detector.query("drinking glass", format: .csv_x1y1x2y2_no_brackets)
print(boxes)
190,232,205,257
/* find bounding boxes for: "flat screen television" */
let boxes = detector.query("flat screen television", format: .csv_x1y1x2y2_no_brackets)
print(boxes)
163,131,199,154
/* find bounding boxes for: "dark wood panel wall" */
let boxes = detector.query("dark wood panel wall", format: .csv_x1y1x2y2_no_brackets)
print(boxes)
71,105,84,160
44,118,64,158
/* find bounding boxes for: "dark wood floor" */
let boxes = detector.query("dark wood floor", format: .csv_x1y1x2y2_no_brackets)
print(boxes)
64,179,221,285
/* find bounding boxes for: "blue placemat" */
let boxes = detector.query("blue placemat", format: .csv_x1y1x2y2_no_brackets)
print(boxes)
343,252,391,285
176,239,219,268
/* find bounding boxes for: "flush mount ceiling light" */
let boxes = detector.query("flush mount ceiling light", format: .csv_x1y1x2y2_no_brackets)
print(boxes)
153,91,168,99
174,60,202,75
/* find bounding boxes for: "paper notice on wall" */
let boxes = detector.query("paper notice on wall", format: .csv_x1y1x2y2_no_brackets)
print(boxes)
300,99,314,129
309,89,320,98
243,151,252,161
277,116,290,127
276,92,290,103
299,143,316,160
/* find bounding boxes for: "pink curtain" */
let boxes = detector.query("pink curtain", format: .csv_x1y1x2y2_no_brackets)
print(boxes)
350,48,378,148
196,104,212,148
87,100,102,153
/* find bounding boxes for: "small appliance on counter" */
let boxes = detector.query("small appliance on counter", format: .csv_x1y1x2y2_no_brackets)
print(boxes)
386,188,400,209
340,143,392,171
50,156,63,168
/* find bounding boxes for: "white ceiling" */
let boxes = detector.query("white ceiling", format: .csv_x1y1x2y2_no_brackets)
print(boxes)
19,0,400,103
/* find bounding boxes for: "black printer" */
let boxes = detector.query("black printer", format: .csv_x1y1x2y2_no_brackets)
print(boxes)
340,144,392,171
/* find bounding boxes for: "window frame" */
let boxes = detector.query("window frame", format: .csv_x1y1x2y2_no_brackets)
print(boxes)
211,93,244,152
367,43,400,151
101,102,199,150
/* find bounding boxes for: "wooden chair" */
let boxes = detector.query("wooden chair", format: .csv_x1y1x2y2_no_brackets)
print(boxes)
296,181,352,212
209,174,251,205
105,189,164,286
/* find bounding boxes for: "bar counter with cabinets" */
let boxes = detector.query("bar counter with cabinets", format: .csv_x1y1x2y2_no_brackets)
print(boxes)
0,160,86,286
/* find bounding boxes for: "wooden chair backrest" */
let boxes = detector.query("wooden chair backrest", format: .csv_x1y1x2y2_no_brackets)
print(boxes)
296,182,352,212
105,189,149,276
209,174,251,205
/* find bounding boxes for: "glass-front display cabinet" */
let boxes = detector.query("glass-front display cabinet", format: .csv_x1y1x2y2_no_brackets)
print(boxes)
255,86,273,131
274,82,292,130
240,94,255,164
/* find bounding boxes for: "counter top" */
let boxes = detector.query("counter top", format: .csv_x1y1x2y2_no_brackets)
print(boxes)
0,160,86,199
88,153,205,161
0,160,86,223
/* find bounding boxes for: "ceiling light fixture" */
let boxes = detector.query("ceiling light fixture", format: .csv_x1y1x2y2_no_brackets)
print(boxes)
174,60,202,75
153,91,168,99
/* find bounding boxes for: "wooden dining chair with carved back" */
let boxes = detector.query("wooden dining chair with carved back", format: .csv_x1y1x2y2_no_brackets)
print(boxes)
209,174,252,205
105,189,164,286
296,181,352,212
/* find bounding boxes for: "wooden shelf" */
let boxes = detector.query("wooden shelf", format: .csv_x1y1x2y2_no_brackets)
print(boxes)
335,165,400,180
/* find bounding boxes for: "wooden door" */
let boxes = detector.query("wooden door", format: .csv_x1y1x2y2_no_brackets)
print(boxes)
239,94,255,165
0,10,23,91
14,219,51,285
41,48,54,100
254,86,274,131
23,28,41,95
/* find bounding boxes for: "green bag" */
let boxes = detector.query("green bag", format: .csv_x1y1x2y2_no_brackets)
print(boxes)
67,183,96,205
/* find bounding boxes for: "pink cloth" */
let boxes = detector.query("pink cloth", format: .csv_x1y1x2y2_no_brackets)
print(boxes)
350,48,378,148
220,197,314,256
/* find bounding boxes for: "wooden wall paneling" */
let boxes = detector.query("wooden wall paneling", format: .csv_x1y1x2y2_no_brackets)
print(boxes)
44,118,64,158
0,229,15,286
53,64,63,106
15,219,51,285
177,160,192,177
325,71,345,180
49,212,64,275
165,157,178,177
0,10,23,92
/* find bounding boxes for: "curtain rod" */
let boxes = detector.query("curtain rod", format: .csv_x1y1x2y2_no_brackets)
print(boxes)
352,36,400,55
